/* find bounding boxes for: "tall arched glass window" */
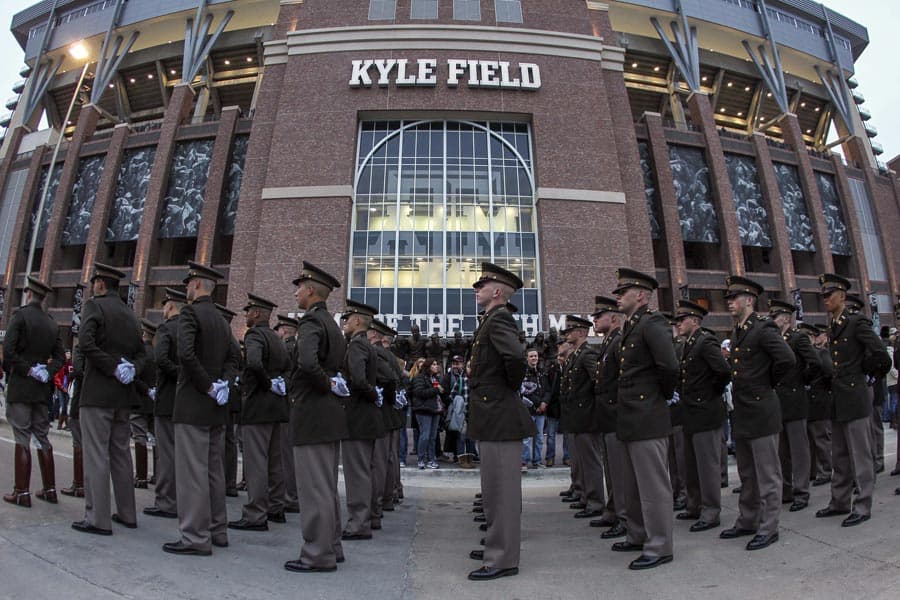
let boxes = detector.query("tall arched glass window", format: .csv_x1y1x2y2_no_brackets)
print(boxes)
350,120,540,335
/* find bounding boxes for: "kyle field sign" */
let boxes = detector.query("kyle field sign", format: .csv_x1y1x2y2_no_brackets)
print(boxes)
349,58,541,90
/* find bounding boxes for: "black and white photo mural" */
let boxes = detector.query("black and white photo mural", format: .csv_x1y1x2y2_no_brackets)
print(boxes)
62,155,105,246
158,139,214,238
106,147,156,242
668,145,720,243
29,164,62,248
814,172,851,256
637,142,662,240
724,154,772,248
220,135,249,236
773,162,815,252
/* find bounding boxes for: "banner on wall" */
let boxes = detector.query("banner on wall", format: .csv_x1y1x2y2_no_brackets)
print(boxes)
71,284,84,336
792,288,803,322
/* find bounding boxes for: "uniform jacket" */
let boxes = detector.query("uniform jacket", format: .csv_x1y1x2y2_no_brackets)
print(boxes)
544,361,562,420
669,337,685,428
173,295,234,426
79,291,146,410
829,309,891,422
344,331,386,440
153,315,179,418
592,328,622,434
240,322,290,425
289,302,349,445
375,343,403,431
678,328,731,434
2,300,65,405
777,328,821,422
559,341,600,433
807,346,833,422
227,335,242,415
133,339,156,415
728,313,795,439
70,344,84,419
466,304,534,441
615,307,679,442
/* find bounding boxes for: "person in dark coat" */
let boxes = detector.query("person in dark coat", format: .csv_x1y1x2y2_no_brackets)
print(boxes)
228,294,290,531
544,339,569,469
216,303,243,499
283,262,348,573
72,263,147,536
411,358,444,468
610,268,679,570
143,288,186,519
61,343,86,498
815,274,891,526
369,320,404,518
801,323,833,486
673,300,731,532
274,314,301,513
131,319,158,489
718,275,794,551
162,262,235,556
466,263,533,582
3,277,65,508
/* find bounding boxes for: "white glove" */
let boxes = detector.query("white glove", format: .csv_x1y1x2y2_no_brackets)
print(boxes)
270,376,287,397
209,379,229,406
521,395,534,408
149,387,157,401
115,358,135,385
28,363,49,383
866,375,876,386
667,391,680,406
394,388,408,409
330,373,351,397
375,385,384,407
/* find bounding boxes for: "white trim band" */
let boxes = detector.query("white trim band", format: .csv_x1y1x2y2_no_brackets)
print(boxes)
538,187,626,204
261,185,353,199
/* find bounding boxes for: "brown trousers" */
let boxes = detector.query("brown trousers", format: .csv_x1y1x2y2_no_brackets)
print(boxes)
829,416,874,516
174,424,227,551
668,425,686,502
7,402,52,450
81,406,135,530
153,416,177,513
281,422,299,507
382,428,400,507
341,439,375,536
807,420,832,480
602,432,626,523
734,433,781,536
370,435,390,522
572,432,606,512
621,437,673,557
241,423,285,524
779,419,810,503
293,442,343,568
684,427,723,522
479,441,523,570
870,408,885,470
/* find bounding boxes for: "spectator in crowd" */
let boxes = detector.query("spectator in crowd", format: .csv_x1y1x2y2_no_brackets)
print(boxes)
411,359,443,469
521,349,549,469
442,355,476,467
404,358,426,467
544,340,570,467
52,350,74,431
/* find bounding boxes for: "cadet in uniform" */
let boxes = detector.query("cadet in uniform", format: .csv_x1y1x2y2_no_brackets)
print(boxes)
3,277,65,508
672,300,731,532
132,318,158,489
216,304,243,498
769,300,820,512
163,262,235,555
801,323,833,486
284,262,348,573
718,275,794,550
73,264,146,535
610,268,678,570
228,294,290,531
815,274,890,526
274,314,301,513
144,288,185,519
340,299,385,540
61,343,86,498
467,262,533,581
368,319,403,522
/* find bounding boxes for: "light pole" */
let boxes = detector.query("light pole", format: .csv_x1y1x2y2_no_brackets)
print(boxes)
23,41,90,301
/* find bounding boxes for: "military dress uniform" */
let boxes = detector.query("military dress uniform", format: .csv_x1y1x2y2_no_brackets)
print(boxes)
815,274,891,526
801,323,833,484
559,316,605,519
215,303,242,498
132,319,158,489
164,262,236,555
274,314,301,512
611,269,679,569
285,263,349,572
144,288,185,519
720,276,794,550
3,277,65,508
467,263,534,581
371,320,403,521
61,343,86,498
74,264,147,535
673,301,731,531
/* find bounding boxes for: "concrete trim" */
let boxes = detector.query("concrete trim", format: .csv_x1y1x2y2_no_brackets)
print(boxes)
277,25,608,62
261,185,353,199
537,187,626,204
264,40,289,65
586,1,610,11
600,46,625,71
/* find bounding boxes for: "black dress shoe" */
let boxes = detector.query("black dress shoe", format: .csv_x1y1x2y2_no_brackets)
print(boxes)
143,506,177,519
675,512,700,521
746,532,779,551
719,527,756,539
473,514,486,523
589,517,617,528
875,465,885,474
225,488,239,498
731,486,742,494
789,501,808,512
472,506,484,514
336,556,345,563
112,514,137,529
672,499,686,511
895,487,900,495
71,520,112,536
478,523,488,532
611,541,643,552
479,537,485,545
689,520,720,532
629,554,673,570
284,505,300,514
473,500,483,506
467,566,519,581
890,468,900,477
371,520,382,530
815,507,851,518
267,512,287,523
781,497,794,505
162,541,211,556
574,509,602,519
601,523,627,539
559,490,572,497
212,538,229,548
841,513,870,527
569,502,587,510
811,476,832,487
341,532,373,540
475,493,483,499
469,550,484,560
561,496,579,503
284,560,337,573
720,480,729,489
382,505,395,512
228,518,268,531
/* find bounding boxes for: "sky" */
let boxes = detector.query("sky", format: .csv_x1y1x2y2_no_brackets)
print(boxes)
0,0,897,162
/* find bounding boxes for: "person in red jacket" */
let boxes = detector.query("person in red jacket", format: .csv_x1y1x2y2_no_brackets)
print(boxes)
52,350,74,431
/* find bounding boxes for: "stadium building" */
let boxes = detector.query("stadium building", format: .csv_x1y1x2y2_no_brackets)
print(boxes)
0,0,897,339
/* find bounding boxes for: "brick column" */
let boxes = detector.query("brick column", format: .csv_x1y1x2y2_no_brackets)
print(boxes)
685,92,744,275
751,133,795,297
829,155,870,292
39,104,102,280
643,111,686,310
195,106,239,265
79,123,131,285
857,166,898,296
0,126,28,199
131,84,196,315
779,114,833,275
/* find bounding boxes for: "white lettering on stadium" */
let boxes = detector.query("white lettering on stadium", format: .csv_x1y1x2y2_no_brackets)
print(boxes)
349,58,541,90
